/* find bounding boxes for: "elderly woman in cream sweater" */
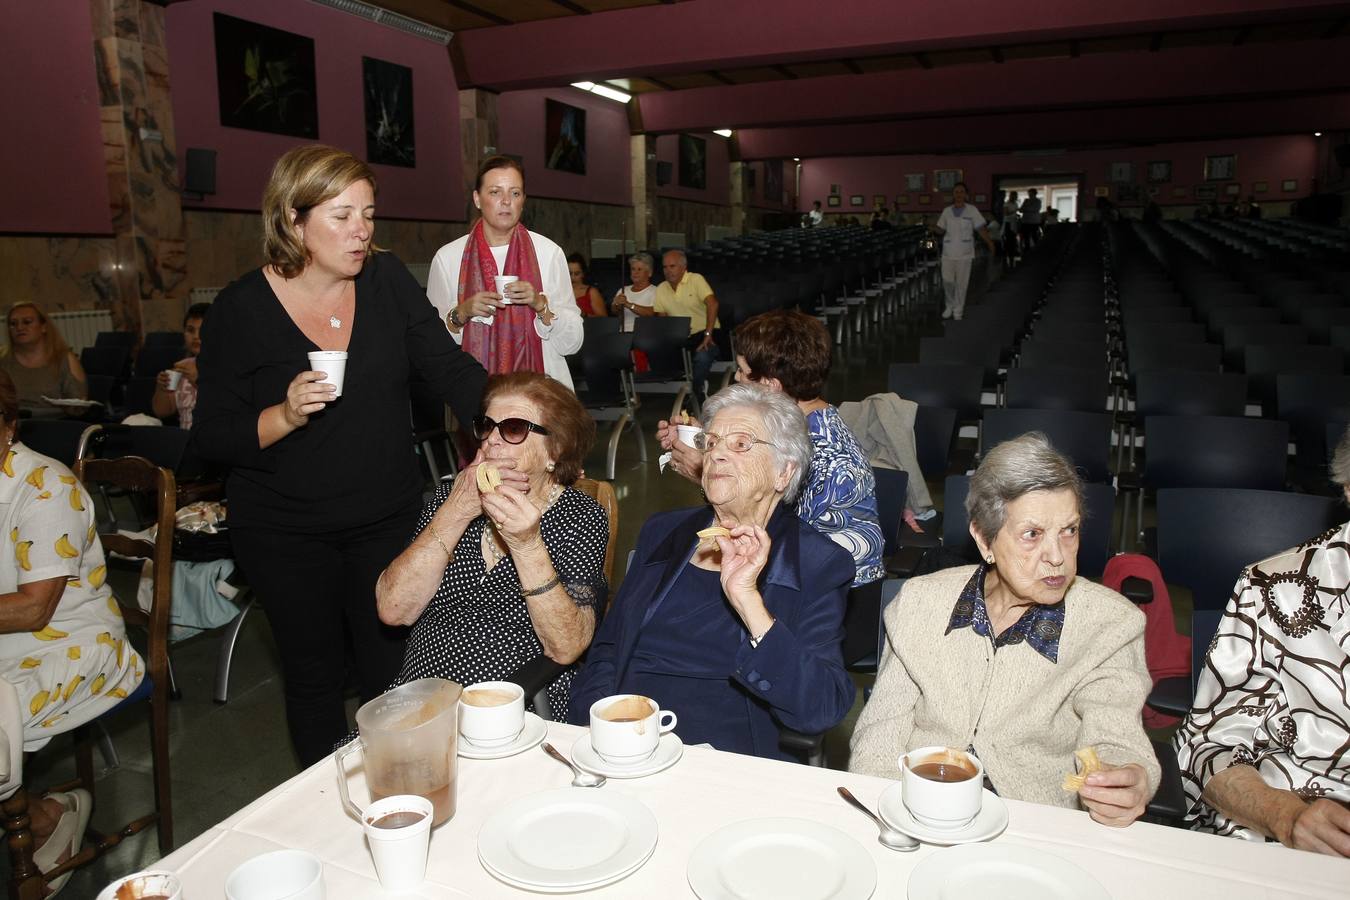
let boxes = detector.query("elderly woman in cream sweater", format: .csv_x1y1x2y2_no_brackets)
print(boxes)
850,433,1159,826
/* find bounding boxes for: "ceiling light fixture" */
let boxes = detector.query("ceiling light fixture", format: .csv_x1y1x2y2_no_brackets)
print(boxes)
714,129,733,138
793,157,800,162
571,81,596,91
1315,131,1323,137
589,84,632,103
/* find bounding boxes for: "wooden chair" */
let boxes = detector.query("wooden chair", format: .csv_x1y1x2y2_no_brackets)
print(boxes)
574,478,618,591
5,456,177,898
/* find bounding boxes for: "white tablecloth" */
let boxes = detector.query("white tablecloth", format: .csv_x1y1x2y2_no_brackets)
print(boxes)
159,722,1348,898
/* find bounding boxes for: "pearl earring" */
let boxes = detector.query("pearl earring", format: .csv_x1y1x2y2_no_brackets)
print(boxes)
545,461,556,473
986,555,995,565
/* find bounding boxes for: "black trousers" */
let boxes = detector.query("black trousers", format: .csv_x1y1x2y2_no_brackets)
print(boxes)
231,505,419,766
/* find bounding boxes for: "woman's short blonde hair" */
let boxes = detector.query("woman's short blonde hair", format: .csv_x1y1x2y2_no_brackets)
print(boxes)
5,302,71,371
262,145,379,278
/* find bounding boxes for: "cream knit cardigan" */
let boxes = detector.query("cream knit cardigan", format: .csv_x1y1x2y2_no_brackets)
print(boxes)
848,566,1160,809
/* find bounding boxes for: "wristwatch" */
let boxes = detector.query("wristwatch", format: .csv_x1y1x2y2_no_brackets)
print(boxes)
449,306,464,328
703,329,713,336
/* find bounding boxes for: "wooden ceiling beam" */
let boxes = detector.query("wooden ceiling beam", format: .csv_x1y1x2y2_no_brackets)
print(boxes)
1323,18,1348,39
546,0,591,13
913,52,933,69
446,0,511,26
708,70,736,85
646,75,676,90
1149,32,1165,52
1232,25,1252,46
989,46,1004,63
773,64,799,79
842,58,864,75
1070,39,1081,58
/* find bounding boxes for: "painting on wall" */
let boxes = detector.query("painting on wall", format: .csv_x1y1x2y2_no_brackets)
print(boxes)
1194,184,1218,200
849,194,864,206
933,169,963,192
873,194,888,207
827,195,841,207
1109,162,1135,183
1204,154,1236,181
974,193,987,203
896,194,909,205
363,57,415,167
1147,161,1172,183
918,195,931,204
1224,183,1242,196
214,13,318,138
544,98,586,175
1094,186,1111,198
905,173,925,191
1253,181,1269,193
1117,183,1144,203
1172,187,1187,198
679,135,707,189
1282,179,1298,192
765,160,784,204
829,183,841,195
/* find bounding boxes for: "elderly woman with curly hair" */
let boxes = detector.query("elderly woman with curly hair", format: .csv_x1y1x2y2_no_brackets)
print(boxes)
850,433,1159,825
377,372,608,719
569,384,855,759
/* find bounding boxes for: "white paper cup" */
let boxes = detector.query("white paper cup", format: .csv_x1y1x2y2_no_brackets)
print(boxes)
306,351,348,398
458,680,524,748
225,849,325,900
675,424,700,448
164,369,183,391
363,794,434,892
97,869,183,900
493,275,518,304
589,694,677,766
900,746,983,831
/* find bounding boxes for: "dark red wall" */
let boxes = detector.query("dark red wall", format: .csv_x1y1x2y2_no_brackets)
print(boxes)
497,88,631,206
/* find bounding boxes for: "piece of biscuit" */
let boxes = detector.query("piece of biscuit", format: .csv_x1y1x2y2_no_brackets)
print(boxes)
475,463,502,494
1062,746,1103,792
696,525,731,545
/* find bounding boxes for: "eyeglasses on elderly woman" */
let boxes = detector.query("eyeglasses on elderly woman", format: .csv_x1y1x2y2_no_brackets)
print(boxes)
472,414,550,444
693,430,777,454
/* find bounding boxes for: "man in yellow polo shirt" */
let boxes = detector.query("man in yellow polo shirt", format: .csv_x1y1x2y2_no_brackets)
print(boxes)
652,249,720,403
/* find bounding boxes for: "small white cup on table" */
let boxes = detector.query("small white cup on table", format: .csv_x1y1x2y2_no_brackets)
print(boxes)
900,745,984,830
362,793,434,891
224,849,325,900
97,869,183,900
588,694,677,766
459,680,525,748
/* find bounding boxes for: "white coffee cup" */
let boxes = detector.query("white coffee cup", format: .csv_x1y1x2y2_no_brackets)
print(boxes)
307,351,348,398
675,424,700,448
493,275,518,304
459,680,525,748
589,694,677,766
97,870,183,900
362,794,433,891
164,369,183,391
900,746,984,831
225,849,325,900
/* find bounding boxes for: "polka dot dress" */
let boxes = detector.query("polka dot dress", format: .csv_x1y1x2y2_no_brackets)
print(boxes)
394,481,608,721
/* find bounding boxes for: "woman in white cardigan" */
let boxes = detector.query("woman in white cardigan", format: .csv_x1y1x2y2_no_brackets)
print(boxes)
849,432,1159,826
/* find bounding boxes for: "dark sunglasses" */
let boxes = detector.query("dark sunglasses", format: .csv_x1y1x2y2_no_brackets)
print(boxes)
472,414,550,445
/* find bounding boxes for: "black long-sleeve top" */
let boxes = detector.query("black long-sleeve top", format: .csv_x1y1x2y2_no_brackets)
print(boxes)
191,253,487,531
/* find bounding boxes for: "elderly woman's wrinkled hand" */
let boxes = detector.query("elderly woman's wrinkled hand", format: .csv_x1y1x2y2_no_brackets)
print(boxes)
717,525,772,609
480,471,541,552
1080,763,1150,827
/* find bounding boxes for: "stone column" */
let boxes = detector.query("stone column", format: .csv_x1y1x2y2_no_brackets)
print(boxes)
729,161,748,235
90,0,187,334
630,134,656,250
459,89,499,221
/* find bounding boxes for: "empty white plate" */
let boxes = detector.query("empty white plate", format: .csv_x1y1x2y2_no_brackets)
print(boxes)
688,817,877,900
477,788,658,889
479,841,656,894
459,712,547,760
907,843,1107,900
570,732,684,779
877,783,1008,846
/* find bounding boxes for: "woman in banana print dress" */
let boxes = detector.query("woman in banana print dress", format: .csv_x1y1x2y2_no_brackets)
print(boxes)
0,371,142,890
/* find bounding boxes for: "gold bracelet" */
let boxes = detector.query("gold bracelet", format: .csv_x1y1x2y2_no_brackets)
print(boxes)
520,574,561,597
429,527,454,561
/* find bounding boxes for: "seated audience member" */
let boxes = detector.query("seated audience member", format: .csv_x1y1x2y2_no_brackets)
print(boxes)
0,303,87,418
610,252,658,332
653,250,720,404
1173,427,1350,856
567,253,608,318
658,309,884,588
376,373,607,720
569,384,855,759
850,433,1159,825
0,371,144,891
152,302,210,428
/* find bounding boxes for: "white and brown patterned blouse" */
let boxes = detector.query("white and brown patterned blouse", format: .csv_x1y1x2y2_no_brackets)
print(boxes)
1174,519,1350,839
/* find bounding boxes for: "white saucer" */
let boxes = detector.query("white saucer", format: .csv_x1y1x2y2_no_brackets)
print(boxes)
569,732,683,778
479,841,656,894
459,712,547,760
907,843,1107,899
876,783,1008,845
688,817,876,900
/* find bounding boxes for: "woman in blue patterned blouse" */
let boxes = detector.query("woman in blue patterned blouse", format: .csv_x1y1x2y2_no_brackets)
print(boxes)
658,309,884,593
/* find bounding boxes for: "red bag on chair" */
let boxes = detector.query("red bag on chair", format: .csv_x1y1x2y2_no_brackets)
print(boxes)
1101,554,1192,729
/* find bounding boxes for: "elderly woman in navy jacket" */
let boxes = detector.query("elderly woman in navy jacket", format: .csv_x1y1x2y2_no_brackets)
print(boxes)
569,384,855,759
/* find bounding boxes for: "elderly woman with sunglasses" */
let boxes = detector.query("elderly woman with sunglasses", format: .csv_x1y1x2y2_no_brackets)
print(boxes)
376,372,608,720
568,384,856,760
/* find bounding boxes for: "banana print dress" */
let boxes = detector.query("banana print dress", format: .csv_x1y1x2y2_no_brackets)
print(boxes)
0,441,143,750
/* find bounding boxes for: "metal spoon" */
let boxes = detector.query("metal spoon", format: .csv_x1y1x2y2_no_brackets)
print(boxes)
837,786,919,851
542,741,606,787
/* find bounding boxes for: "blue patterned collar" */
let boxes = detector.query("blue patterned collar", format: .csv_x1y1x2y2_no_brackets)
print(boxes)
945,563,1065,663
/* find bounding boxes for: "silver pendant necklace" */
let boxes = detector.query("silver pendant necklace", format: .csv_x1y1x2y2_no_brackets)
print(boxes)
329,315,342,329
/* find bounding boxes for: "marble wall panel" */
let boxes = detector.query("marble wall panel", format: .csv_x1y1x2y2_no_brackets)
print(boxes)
0,236,118,312
88,0,114,41
520,199,632,260
111,0,140,40
655,197,734,248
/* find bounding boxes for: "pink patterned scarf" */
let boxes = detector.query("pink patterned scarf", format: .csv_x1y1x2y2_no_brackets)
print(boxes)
458,219,545,376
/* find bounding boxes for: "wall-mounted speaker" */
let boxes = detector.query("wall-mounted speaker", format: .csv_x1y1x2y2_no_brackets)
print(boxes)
656,161,673,186
184,148,217,195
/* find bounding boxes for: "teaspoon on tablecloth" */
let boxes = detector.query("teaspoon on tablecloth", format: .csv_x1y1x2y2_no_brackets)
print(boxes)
542,741,606,787
837,786,919,851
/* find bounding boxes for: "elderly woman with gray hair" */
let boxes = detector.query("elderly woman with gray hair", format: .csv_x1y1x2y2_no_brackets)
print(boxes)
569,384,856,759
850,433,1159,825
610,251,658,331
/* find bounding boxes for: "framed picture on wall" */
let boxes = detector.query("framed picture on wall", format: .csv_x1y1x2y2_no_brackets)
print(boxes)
1194,184,1218,200
1147,186,1160,198
214,13,318,138
1146,161,1172,183
829,183,841,195
933,169,962,192
1094,186,1111,197
905,173,925,191
1253,181,1269,193
827,195,841,207
1109,162,1135,183
896,194,909,204
873,194,888,207
918,195,931,204
543,99,586,175
849,194,864,206
1204,154,1236,181
1282,179,1298,192
974,193,987,203
1224,182,1242,196
363,57,415,167
1118,183,1144,203
1172,186,1187,198
765,161,783,204
678,134,707,189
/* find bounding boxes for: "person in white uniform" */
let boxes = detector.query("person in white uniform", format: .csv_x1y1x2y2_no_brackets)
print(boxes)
932,182,995,321
427,156,581,389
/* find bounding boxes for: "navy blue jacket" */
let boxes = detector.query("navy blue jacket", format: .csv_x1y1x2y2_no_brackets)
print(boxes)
568,503,855,759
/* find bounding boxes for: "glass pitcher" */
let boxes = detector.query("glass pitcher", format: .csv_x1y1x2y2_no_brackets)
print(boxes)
335,678,462,827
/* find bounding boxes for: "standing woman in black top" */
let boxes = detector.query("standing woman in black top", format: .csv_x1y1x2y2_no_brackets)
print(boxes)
191,146,487,765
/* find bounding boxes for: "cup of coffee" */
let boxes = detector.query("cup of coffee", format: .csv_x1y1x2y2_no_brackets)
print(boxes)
493,275,518,304
362,794,433,891
900,746,983,831
97,870,183,900
163,369,183,391
675,425,700,448
225,850,325,900
306,351,348,398
459,680,525,748
588,694,677,767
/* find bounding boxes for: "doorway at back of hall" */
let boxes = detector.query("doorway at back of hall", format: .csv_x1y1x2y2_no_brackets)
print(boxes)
991,173,1083,224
